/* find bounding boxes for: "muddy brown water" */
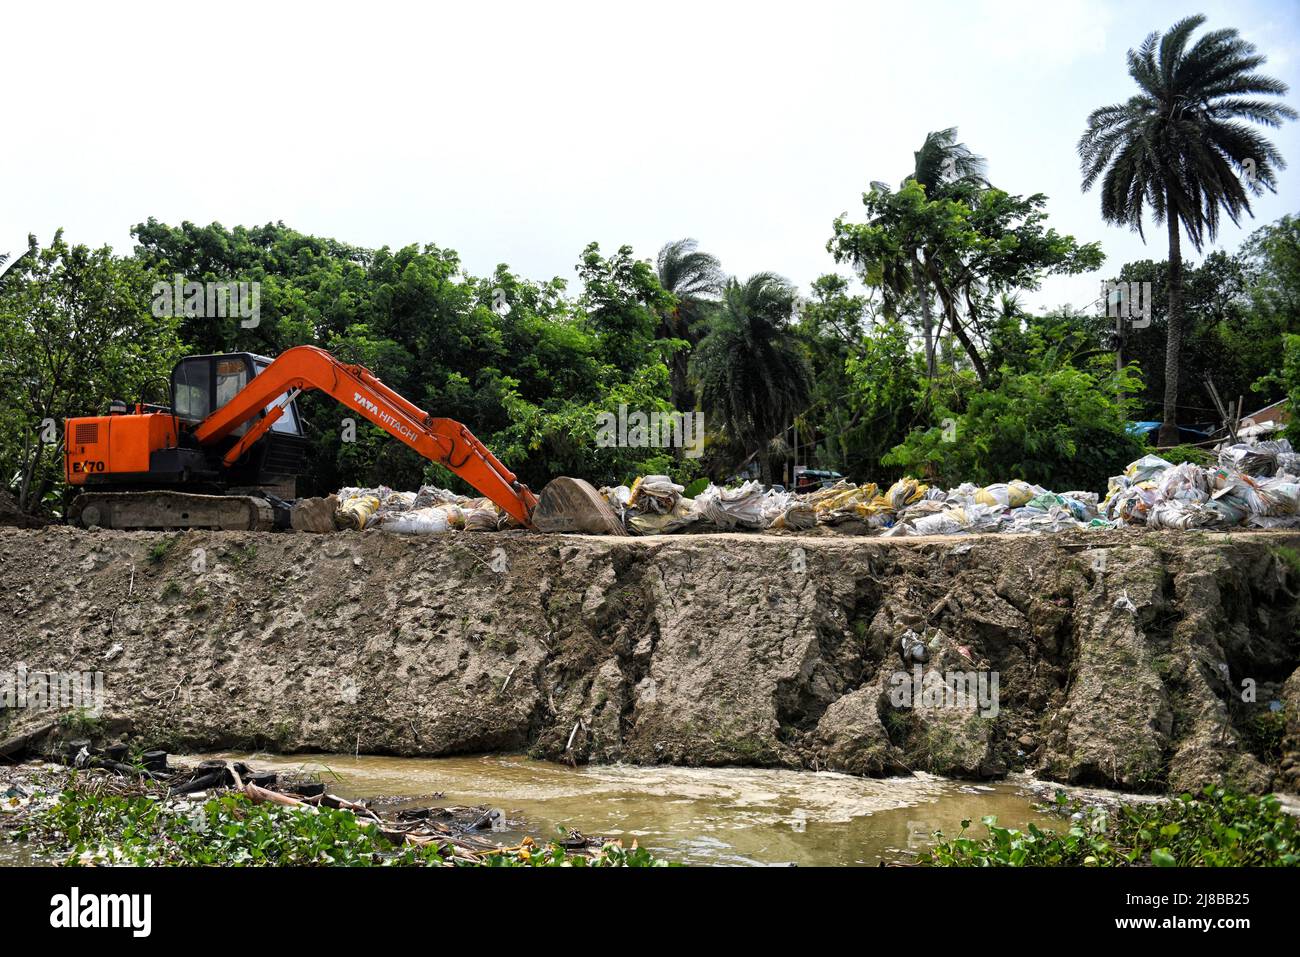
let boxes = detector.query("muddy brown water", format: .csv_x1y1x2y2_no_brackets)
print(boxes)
189,753,1060,866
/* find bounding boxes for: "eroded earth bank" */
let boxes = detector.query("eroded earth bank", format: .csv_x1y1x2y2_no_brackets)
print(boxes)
2,526,1299,796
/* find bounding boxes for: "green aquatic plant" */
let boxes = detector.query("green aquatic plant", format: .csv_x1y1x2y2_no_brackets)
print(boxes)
23,784,672,867
920,787,1299,867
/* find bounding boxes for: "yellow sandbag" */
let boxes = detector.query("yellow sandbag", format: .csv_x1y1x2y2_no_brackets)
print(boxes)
883,477,928,510
975,480,1034,508
809,482,878,514
770,503,816,530
335,494,379,530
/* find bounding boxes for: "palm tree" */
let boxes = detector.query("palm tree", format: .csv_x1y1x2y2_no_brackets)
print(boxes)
910,128,988,195
906,129,988,377
1079,15,1294,446
655,239,724,409
691,272,813,483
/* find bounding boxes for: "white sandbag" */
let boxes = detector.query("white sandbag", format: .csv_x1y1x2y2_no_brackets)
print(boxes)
909,508,970,536
1261,480,1300,515
1219,439,1294,478
377,504,464,534
628,475,684,514
413,484,464,509
1157,462,1211,505
1147,500,1199,530
696,481,768,529
1125,454,1173,483
629,499,700,534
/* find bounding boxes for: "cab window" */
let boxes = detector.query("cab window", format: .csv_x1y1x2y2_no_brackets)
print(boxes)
255,361,301,434
215,359,250,436
172,360,211,421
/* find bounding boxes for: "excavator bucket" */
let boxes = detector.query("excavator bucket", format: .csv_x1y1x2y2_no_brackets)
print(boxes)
531,477,628,535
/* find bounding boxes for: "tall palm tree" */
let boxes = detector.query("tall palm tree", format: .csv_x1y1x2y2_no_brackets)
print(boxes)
899,129,989,378
655,239,724,409
1079,15,1294,446
691,272,813,483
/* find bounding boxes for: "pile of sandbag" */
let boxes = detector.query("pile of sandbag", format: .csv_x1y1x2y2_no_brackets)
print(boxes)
330,484,506,535
601,476,807,534
881,481,1103,537
1104,440,1300,531
1218,438,1300,479
607,472,1106,538
623,476,699,534
313,433,1299,539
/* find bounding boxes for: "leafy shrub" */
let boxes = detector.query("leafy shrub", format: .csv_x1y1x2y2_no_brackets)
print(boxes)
1256,333,1300,444
884,365,1146,492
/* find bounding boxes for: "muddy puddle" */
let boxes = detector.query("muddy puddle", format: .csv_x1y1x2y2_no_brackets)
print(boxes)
189,753,1060,866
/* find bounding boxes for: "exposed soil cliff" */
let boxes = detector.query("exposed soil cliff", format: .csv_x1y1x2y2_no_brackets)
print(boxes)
1,526,1298,795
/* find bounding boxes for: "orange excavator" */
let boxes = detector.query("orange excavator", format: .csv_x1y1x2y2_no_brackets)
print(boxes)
63,345,624,534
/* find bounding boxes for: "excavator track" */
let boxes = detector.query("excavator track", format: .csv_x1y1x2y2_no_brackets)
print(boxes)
70,491,274,531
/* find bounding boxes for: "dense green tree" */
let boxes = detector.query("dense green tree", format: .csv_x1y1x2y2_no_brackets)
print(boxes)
794,274,881,480
0,232,183,513
1100,253,1250,426
830,181,1103,384
575,242,673,375
1246,214,1300,437
1261,334,1300,443
840,318,926,484
691,273,813,483
1240,214,1300,413
1079,14,1295,445
904,128,989,376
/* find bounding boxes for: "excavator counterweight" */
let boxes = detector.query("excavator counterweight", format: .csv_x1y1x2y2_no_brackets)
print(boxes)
64,346,625,535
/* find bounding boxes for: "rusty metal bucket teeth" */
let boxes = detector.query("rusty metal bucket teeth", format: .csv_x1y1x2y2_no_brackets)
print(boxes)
531,477,627,535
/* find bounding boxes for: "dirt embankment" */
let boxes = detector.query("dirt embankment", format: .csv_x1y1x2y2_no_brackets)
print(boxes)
2,526,1299,795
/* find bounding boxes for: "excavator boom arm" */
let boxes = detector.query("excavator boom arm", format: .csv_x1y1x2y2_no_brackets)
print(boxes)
191,345,538,526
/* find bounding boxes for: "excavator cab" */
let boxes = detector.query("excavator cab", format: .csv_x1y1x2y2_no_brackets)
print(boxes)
172,353,304,436
168,353,310,491
171,355,291,430
66,353,309,497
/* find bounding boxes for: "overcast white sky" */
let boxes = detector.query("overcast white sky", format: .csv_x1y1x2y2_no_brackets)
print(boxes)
3,0,1298,314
